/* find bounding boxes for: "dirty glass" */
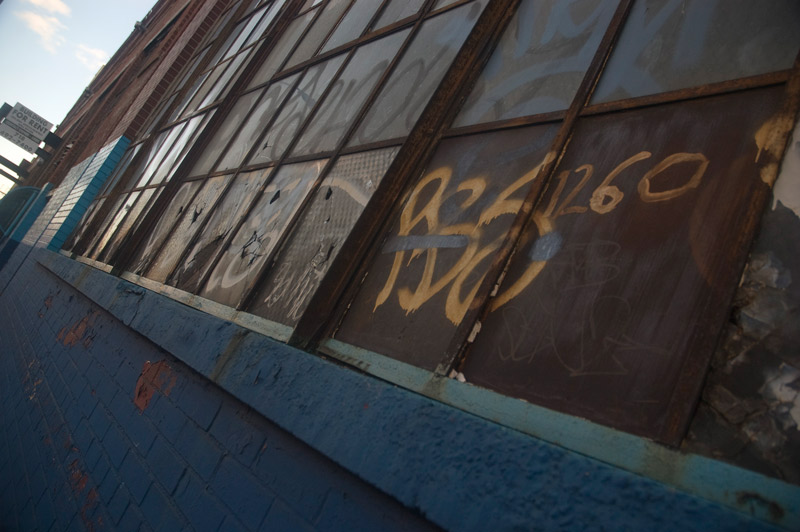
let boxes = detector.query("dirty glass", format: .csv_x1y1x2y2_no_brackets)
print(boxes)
247,10,316,89
198,52,249,110
169,169,272,291
218,74,299,171
250,147,399,324
284,0,351,68
591,0,800,104
320,0,383,53
291,28,409,156
134,129,177,188
146,176,231,282
151,114,211,184
190,91,262,176
372,0,425,29
200,159,328,307
244,0,288,47
130,181,203,276
349,0,488,147
248,54,346,165
89,191,141,259
97,188,159,262
454,0,617,127
334,122,559,369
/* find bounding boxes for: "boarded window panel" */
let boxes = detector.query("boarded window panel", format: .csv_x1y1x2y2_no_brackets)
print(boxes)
248,54,346,165
169,169,272,291
591,0,800,104
284,0,351,69
453,0,617,127
348,0,488,147
129,181,203,276
98,188,160,263
334,123,559,370
148,175,232,282
247,10,317,89
250,147,400,325
291,28,409,157
191,91,263,176
462,87,785,441
200,159,328,307
320,0,383,53
218,74,300,171
372,0,425,29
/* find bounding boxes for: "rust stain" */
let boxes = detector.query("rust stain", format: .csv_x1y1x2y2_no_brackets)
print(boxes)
58,311,100,347
44,295,53,309
134,360,177,412
754,114,795,185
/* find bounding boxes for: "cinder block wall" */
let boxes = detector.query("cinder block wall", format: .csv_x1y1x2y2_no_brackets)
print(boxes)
0,244,438,532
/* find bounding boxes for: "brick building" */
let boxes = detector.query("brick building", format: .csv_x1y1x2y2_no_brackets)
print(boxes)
2,0,800,530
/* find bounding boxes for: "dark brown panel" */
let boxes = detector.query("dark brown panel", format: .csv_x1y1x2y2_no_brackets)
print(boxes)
461,86,785,441
333,123,559,370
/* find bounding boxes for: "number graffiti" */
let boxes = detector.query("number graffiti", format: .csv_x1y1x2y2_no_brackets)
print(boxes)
374,150,709,325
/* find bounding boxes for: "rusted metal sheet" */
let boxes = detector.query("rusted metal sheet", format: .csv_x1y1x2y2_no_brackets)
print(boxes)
453,0,617,127
199,158,327,307
333,123,559,370
461,86,785,441
591,0,800,104
250,146,399,325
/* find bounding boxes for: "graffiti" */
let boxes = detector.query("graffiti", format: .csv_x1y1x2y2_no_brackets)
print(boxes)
375,149,709,325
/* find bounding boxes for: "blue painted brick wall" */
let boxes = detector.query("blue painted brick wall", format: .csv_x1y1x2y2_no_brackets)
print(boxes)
0,244,440,532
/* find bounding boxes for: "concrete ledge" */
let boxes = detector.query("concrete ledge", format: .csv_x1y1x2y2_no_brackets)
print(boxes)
37,249,798,531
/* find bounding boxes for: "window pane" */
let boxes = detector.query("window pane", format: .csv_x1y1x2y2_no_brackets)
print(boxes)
291,28,409,156
454,0,617,127
464,87,785,438
98,188,160,262
372,0,425,29
248,54,346,165
284,0,351,68
169,169,272,290
151,113,211,185
349,0,488,147
334,122,559,370
90,191,142,259
591,0,800,104
320,0,383,53
129,180,203,276
247,10,316,89
244,0,288,47
146,176,232,282
200,158,328,307
219,74,300,171
250,147,400,324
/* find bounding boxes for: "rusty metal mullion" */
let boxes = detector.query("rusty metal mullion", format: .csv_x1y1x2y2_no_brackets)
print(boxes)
191,41,361,297
310,0,359,58
287,0,522,349
113,0,304,274
269,0,331,79
436,0,636,376
582,70,792,118
658,52,800,446
238,4,438,312
337,137,403,155
443,109,567,138
140,67,304,283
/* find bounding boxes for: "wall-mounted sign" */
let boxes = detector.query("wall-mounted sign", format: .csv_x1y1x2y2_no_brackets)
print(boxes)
0,122,40,153
4,103,52,142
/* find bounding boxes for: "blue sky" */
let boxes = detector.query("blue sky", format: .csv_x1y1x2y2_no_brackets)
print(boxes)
0,0,153,192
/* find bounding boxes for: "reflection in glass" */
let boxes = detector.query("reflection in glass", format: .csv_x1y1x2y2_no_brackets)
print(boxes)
454,0,617,126
200,159,327,307
98,188,159,262
291,29,409,156
349,0,488,146
247,10,316,89
284,0,350,68
372,0,425,29
90,192,141,259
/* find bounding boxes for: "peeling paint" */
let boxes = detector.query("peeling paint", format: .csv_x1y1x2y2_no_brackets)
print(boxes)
761,364,800,430
134,360,177,411
772,119,800,219
754,114,795,186
57,310,100,347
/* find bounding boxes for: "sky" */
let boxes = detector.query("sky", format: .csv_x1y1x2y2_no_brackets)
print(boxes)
0,0,154,194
